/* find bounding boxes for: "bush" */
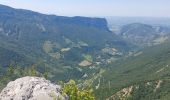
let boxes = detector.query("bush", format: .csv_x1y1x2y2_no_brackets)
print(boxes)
61,80,95,100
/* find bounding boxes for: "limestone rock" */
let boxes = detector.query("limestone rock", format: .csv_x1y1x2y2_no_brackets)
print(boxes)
0,76,67,100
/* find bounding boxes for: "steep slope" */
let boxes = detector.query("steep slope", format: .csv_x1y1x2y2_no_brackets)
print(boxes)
93,41,170,99
0,4,131,80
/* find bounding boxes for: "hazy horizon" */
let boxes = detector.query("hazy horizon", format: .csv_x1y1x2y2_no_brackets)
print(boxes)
0,0,170,17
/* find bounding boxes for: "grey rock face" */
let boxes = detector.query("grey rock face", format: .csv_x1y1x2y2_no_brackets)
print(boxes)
0,76,67,100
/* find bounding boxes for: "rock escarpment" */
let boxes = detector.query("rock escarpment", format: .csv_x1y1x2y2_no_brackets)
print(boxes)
0,76,67,100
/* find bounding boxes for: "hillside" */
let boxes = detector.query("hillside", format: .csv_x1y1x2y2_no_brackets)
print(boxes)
93,41,170,99
119,23,170,47
0,4,133,81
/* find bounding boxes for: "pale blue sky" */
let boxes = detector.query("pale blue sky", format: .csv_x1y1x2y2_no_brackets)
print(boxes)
0,0,170,17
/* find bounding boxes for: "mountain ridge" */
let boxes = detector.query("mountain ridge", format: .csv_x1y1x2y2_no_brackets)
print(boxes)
0,4,132,82
0,4,109,31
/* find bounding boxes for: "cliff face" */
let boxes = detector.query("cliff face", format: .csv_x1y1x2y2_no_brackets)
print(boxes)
63,16,109,30
0,76,67,100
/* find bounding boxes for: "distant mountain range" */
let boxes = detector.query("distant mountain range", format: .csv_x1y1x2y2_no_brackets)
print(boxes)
119,23,170,47
107,21,170,47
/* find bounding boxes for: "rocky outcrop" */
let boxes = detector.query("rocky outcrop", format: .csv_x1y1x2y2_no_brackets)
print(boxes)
0,76,67,100
106,86,134,100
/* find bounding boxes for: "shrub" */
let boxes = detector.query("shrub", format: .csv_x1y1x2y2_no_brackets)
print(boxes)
61,80,95,100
